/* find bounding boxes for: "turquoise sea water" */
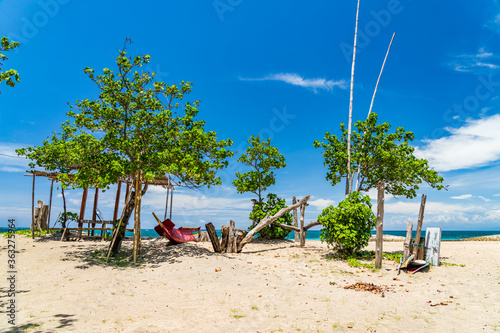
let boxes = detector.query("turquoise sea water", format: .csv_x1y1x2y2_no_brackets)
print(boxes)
3,228,496,241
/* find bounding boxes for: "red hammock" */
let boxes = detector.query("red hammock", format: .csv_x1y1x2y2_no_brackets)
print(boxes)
154,219,200,244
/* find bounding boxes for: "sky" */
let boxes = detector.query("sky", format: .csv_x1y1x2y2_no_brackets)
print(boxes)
1,0,500,231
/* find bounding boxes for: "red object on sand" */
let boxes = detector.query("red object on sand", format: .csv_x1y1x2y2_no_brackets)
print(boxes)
154,219,200,244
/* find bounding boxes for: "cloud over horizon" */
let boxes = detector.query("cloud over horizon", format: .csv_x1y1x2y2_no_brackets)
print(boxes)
240,73,347,93
415,114,500,171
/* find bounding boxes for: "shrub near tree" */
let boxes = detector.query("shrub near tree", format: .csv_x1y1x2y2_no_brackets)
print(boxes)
314,113,444,254
249,193,293,239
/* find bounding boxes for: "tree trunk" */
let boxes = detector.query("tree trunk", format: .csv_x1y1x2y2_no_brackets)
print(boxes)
109,190,136,256
133,171,143,263
293,196,299,242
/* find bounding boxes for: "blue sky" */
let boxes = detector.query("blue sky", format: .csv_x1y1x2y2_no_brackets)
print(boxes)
1,0,500,231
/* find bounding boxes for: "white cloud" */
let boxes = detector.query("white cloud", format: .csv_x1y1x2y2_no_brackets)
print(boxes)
240,73,347,92
415,114,500,171
478,196,492,202
449,48,500,73
0,142,32,171
451,194,472,200
309,198,335,210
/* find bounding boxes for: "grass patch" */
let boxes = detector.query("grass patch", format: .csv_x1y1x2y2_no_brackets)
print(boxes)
2,229,55,238
90,249,143,267
441,261,465,267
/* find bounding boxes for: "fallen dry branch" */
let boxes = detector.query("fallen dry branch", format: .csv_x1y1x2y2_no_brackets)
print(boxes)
344,282,393,297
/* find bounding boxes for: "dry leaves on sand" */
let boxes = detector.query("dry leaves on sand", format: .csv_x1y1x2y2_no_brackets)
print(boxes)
344,282,393,297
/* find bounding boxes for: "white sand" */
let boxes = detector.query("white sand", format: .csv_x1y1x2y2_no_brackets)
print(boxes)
1,235,500,332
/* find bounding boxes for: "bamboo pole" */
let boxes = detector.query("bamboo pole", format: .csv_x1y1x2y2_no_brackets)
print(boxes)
355,33,396,191
346,0,360,196
47,179,54,232
375,181,385,269
31,173,35,239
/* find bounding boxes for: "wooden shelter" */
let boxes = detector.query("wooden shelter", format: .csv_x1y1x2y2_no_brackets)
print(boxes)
25,170,177,241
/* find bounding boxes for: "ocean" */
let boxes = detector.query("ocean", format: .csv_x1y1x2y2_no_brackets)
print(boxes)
2,227,498,241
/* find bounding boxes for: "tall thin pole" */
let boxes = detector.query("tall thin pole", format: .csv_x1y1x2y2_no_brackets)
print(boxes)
169,186,174,220
113,181,122,221
164,180,170,220
346,0,360,196
355,32,396,191
31,173,35,239
47,179,54,231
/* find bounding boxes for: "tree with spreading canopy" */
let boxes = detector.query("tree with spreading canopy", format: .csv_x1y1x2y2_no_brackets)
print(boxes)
232,135,287,234
17,40,233,258
314,112,444,198
0,37,20,93
313,112,444,253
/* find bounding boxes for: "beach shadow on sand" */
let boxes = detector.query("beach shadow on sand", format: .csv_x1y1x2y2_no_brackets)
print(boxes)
59,238,217,269
5,314,77,332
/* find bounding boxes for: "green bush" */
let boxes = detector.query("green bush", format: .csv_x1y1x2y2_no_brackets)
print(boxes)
318,192,375,255
248,193,293,239
57,211,79,228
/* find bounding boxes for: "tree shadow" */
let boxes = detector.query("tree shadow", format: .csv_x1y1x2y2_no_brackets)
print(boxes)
4,313,77,332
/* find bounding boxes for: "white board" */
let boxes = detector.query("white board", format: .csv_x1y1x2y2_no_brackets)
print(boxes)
424,227,441,266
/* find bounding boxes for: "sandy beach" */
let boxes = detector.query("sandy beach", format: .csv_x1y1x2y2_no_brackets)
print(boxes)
1,234,500,332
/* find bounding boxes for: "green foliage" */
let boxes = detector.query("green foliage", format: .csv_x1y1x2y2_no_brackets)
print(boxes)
347,257,374,269
233,135,286,202
2,229,53,238
57,211,79,228
314,113,445,198
318,192,375,255
248,193,293,239
16,40,233,192
0,36,20,91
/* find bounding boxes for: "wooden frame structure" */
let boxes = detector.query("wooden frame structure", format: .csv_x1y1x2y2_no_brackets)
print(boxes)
25,170,177,241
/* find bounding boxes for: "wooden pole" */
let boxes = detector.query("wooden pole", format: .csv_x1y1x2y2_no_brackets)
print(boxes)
299,203,306,247
414,194,427,260
164,181,170,220
31,173,35,239
113,181,122,221
91,188,99,236
292,196,299,242
375,181,385,269
47,179,54,232
403,220,413,259
169,186,174,220
227,220,236,253
124,182,130,205
345,0,360,196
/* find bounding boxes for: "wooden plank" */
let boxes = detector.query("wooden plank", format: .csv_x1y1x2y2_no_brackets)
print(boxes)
424,227,441,266
205,222,221,253
238,195,311,252
375,181,384,269
292,196,299,242
227,220,236,253
403,220,413,259
413,194,427,260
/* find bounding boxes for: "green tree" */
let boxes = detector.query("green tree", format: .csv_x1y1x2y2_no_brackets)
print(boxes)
0,37,20,92
17,41,233,256
249,193,293,239
317,192,375,256
232,135,286,226
313,112,444,198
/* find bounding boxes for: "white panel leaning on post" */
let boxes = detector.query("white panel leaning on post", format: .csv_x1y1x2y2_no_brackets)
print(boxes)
424,227,442,266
